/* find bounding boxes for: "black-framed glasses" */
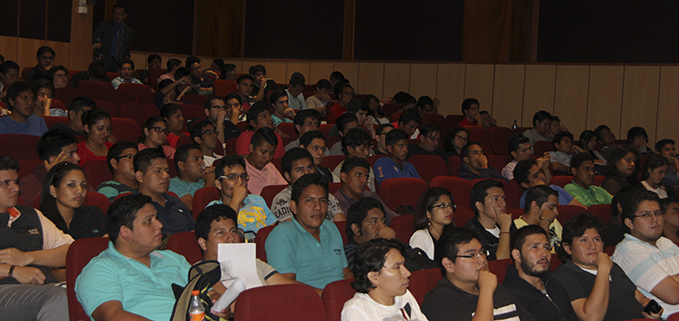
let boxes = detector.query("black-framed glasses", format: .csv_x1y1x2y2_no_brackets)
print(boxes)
147,126,169,134
117,154,135,160
633,211,663,219
201,129,219,136
219,174,249,181
455,135,468,141
452,249,489,260
431,203,455,210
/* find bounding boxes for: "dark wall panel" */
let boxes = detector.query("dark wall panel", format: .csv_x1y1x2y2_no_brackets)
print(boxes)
244,0,344,60
47,0,72,42
538,1,679,63
19,0,47,39
0,0,19,37
122,1,194,55
354,0,464,61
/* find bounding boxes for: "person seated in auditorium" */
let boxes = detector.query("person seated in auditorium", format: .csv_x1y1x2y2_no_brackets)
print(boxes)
48,65,71,89
656,139,679,190
421,227,532,321
272,148,345,222
50,96,93,139
207,156,276,241
270,89,295,126
235,101,285,158
328,82,355,124
204,93,241,146
286,76,307,110
157,58,181,84
600,145,638,196
77,109,114,165
111,58,141,90
502,134,534,181
417,95,439,114
641,154,669,199
393,108,422,139
0,81,48,136
169,144,215,212
133,148,193,235
235,74,256,110
333,128,377,192
20,129,81,207
32,79,66,117
522,110,553,152
305,79,332,114
190,120,223,167
284,108,322,151
550,131,582,174
465,179,513,260
603,186,639,247
75,193,194,321
457,98,482,127
553,213,660,321
515,185,563,249
330,98,374,139
410,187,455,260
502,225,578,321
628,126,653,156
220,63,237,81
374,129,421,186
335,157,398,224
160,103,187,149
480,110,497,130
98,141,138,201
661,196,679,244
443,127,468,158
137,116,176,159
0,155,72,320
202,58,223,80
266,174,354,289
186,55,213,94
407,122,447,161
513,159,582,208
25,46,55,83
154,77,190,110
0,60,20,100
366,95,389,125
374,123,394,156
594,124,618,161
300,130,340,183
243,127,287,195
71,61,109,88
344,198,398,270
341,238,427,321
249,64,277,103
613,190,679,317
458,141,505,181
329,113,360,155
138,54,161,85
547,116,567,138
329,71,345,88
564,152,613,207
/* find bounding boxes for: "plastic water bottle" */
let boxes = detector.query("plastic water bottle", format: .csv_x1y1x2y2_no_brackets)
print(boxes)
189,290,205,321
511,120,518,130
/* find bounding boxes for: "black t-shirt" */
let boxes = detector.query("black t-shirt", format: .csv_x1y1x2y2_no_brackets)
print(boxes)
407,144,448,162
223,120,241,141
50,122,86,138
67,206,107,240
465,216,517,261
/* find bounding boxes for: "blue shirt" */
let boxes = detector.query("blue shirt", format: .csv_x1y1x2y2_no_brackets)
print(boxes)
206,194,277,234
168,177,204,198
265,216,347,289
0,114,48,136
519,184,574,208
76,241,191,321
373,157,421,186
147,192,194,235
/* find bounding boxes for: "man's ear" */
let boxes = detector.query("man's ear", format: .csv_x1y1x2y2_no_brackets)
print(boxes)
367,271,380,287
284,171,292,183
530,201,539,214
475,201,485,215
197,237,208,251
351,223,361,237
134,171,144,183
249,143,254,154
386,144,393,154
193,136,202,145
84,124,90,134
119,225,132,241
624,217,635,232
463,156,470,165
510,151,518,160
177,161,186,172
290,200,298,215
214,178,222,191
294,124,302,135
204,108,210,118
47,155,57,164
441,257,455,274
520,181,530,189
340,172,347,183
110,158,119,171
563,242,572,255
511,249,521,263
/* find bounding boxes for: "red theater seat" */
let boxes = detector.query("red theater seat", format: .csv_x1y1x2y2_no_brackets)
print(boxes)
234,284,324,321
379,178,428,212
66,237,109,321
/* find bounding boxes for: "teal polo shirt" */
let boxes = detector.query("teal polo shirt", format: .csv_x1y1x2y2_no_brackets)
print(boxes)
563,182,613,207
168,176,204,198
75,241,191,321
265,216,347,289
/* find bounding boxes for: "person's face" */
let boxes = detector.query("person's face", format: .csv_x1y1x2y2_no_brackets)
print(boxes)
253,71,265,83
0,170,20,212
225,70,237,81
387,139,409,162
481,113,492,128
126,203,164,253
181,149,205,179
355,110,368,126
660,143,676,158
273,95,289,114
599,128,616,145
377,127,394,148
296,117,319,138
237,79,253,97
421,104,434,113
447,238,488,284
648,165,668,186
52,70,69,88
342,166,369,197
198,124,219,150
427,195,454,227
286,158,316,185
226,98,242,116
339,87,354,106
524,164,546,188
369,98,380,111
356,208,386,242
371,249,411,298
38,52,55,69
113,148,137,180
465,144,484,170
138,158,170,195
145,121,168,146
516,233,551,278
248,141,276,170
573,160,595,187
149,58,162,70
555,137,573,154
252,110,274,130
565,228,603,269
215,165,248,198
478,187,506,220
614,152,636,177
340,121,359,137
305,138,326,166
401,121,419,136
663,202,679,230
421,131,441,153
119,63,134,80
86,117,112,145
200,218,241,261
290,184,328,231
35,87,54,110
0,68,19,87
165,110,184,133
549,120,561,136
626,200,664,244
512,142,532,161
465,103,480,119
210,62,220,71
288,85,304,98
189,62,202,78
539,195,559,218
206,98,226,122
58,143,81,165
534,119,551,136
586,139,597,151
52,169,87,210
9,90,35,118
347,144,369,159
112,7,127,24
453,131,468,151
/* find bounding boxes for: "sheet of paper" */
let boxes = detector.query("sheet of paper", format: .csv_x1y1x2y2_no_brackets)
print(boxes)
217,243,263,289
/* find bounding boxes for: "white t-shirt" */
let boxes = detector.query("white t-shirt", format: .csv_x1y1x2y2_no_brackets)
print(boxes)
341,290,428,321
409,229,435,260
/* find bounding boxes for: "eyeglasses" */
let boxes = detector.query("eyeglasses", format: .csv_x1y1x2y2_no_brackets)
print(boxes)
431,203,455,210
120,67,133,71
39,56,55,61
210,105,226,110
117,154,135,160
455,135,468,141
201,129,219,136
219,174,249,181
633,211,663,219
53,73,68,78
452,249,489,260
147,126,169,134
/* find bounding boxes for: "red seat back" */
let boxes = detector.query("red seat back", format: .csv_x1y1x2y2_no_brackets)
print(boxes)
66,237,110,321
181,94,209,108
534,140,555,155
277,122,297,140
181,103,206,123
487,155,511,174
51,98,66,110
225,137,238,155
166,231,203,264
213,80,238,97
505,179,524,211
120,102,160,128
255,225,276,262
261,184,288,208
446,115,465,128
110,117,142,143
421,114,447,134
84,191,111,214
408,268,442,305
367,155,387,168
588,204,612,223
79,80,115,100
117,83,154,104
430,176,472,211
41,116,68,129
408,154,448,184
464,125,493,155
93,99,119,117
319,124,333,138
454,209,475,227
489,126,514,155
382,104,400,119
556,205,589,225
83,160,113,190
390,214,415,244
488,258,513,284
54,87,81,107
321,155,345,172
378,178,428,212
550,175,573,188
0,134,40,160
18,160,43,179
334,220,348,245
322,279,355,321
192,186,221,220
148,68,166,90
447,156,462,176
234,284,324,321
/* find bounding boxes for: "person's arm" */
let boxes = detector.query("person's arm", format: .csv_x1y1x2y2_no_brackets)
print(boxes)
0,244,70,267
160,76,190,96
551,162,571,173
92,301,152,321
342,267,354,280
538,208,557,234
253,80,267,102
495,205,512,260
650,275,679,305
635,289,663,319
0,263,46,284
332,213,346,221
179,194,193,212
471,270,497,321
567,198,587,208
570,252,612,321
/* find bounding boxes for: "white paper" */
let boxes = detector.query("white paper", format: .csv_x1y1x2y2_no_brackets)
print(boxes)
217,243,263,289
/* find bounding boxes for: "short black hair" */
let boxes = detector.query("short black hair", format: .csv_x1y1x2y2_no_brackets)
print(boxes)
133,147,166,174
315,79,331,91
507,135,529,156
237,74,254,85
223,92,241,106
656,139,675,153
174,143,201,173
461,98,480,114
107,193,153,244
621,190,661,223
470,179,504,216
249,64,266,76
510,225,548,263
246,101,270,131
0,61,19,74
660,196,679,215
461,141,481,159
160,103,183,120
69,96,96,114
611,186,643,219
215,155,247,179
106,141,138,173
398,109,422,126
281,148,313,180
167,58,182,71
552,131,573,146
250,127,278,148
118,58,135,70
194,204,239,245
532,110,553,127
299,130,326,149
341,128,371,156
513,159,538,187
48,65,68,81
292,109,322,135
112,3,126,12
186,56,201,69
269,89,288,107
0,155,19,172
333,80,352,98
570,152,594,170
524,185,558,212
420,123,441,139
174,67,190,79
190,119,215,143
435,227,478,277
556,213,606,263
37,129,78,161
376,124,394,136
351,238,405,293
336,113,358,134
347,98,368,114
288,76,305,88
291,173,328,205
204,95,225,111
7,81,33,108
417,96,434,109
340,156,370,175
627,126,648,145
346,197,385,239
147,54,161,64
32,79,54,96
211,58,224,69
329,71,345,82
385,129,408,147
87,61,107,80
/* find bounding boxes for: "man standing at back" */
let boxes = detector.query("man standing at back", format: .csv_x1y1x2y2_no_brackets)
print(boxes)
93,4,134,72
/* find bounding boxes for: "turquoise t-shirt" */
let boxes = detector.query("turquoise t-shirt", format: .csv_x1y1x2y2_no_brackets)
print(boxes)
168,177,204,198
206,194,276,234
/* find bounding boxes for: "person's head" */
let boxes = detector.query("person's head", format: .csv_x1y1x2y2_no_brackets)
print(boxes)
107,193,162,252
32,79,55,112
86,61,107,81
147,54,161,69
220,64,237,81
375,124,394,151
133,147,169,196
112,4,127,24
248,64,266,82
611,186,641,221
507,134,531,161
656,138,676,157
157,79,176,100
292,109,322,137
641,154,669,185
0,156,20,212
347,98,369,126
552,131,574,154
281,148,316,185
557,214,606,266
290,174,329,231
461,98,480,120
417,96,434,113
36,46,55,69
346,197,387,243
532,110,553,136
335,82,354,106
335,113,359,138
166,58,182,74
621,190,663,244
444,127,469,154
203,95,227,123
523,185,559,218
117,58,135,80
594,125,616,146
549,116,562,137
174,144,204,181
214,156,249,199
0,61,20,87
661,196,679,232
186,56,202,79
160,103,184,133
209,58,224,72
385,129,409,163
37,129,79,165
174,67,191,88
269,89,289,116
418,123,442,153
351,238,409,298
6,81,34,117
48,65,69,88
579,130,598,152
461,142,484,171
510,225,551,278
190,119,219,151
40,162,87,232
287,77,305,98
67,96,95,130
236,74,254,97
82,108,112,144
248,127,278,170
299,130,327,166
513,159,546,189
340,156,371,198
314,79,331,98
627,126,649,149
414,187,455,231
470,179,506,218
480,111,493,129
141,116,168,147
435,227,488,282
329,71,345,87
246,101,273,131
570,152,595,187
106,141,137,180
341,128,371,158
399,94,416,110
195,204,242,260
398,109,422,137
605,145,637,179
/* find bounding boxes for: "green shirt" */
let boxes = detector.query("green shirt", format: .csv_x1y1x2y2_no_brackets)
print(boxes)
168,177,204,198
564,182,613,207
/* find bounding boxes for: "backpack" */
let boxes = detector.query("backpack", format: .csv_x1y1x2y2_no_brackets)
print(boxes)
170,260,224,321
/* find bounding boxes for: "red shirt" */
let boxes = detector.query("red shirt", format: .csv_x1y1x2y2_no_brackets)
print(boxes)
458,117,477,127
78,141,114,166
327,103,347,124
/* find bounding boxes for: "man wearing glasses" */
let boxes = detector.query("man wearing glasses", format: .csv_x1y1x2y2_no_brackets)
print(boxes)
98,141,138,201
190,119,223,167
327,83,355,124
111,59,141,90
204,94,241,146
206,155,276,242
421,227,533,321
25,46,55,83
613,190,679,317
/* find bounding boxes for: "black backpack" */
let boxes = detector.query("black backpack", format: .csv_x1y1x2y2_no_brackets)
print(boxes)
170,260,225,321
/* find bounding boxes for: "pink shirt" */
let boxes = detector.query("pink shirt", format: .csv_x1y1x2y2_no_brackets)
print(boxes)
245,159,287,195
138,143,176,159
235,130,285,158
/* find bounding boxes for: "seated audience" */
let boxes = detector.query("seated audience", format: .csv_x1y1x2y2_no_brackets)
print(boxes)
421,227,531,321
418,95,438,114
220,63,237,81
410,187,455,260
75,193,192,320
594,125,618,161
71,61,109,88
656,139,679,189
328,82,355,124
515,185,562,249
137,116,176,159
502,134,534,181
48,65,71,89
465,179,514,260
503,225,578,321
480,110,497,130
98,141,138,201
564,153,613,207
204,93,241,145
332,128,376,192
190,119,223,166
605,186,639,247
374,129,421,186
156,58,181,84
407,123,447,161
270,89,294,126
40,162,106,239
394,92,417,113
443,127,468,158
628,126,653,155
32,79,66,117
186,56,213,94
550,131,581,173
266,174,353,289
344,198,398,270
523,110,553,152
335,157,397,224
244,127,287,195
366,94,390,125
458,141,504,181
513,159,579,208
547,115,567,138
154,75,191,109
138,54,161,85
553,213,658,321
300,130,340,183
202,58,222,80
235,101,285,158
0,81,48,136
111,58,141,89
305,79,332,114
284,108,322,151
661,196,679,244
641,154,669,198
579,129,607,167
393,109,421,139
271,148,345,222
457,98,482,127
330,98,374,139
341,238,426,321
50,96,94,139
160,103,187,148
374,123,394,156
169,144,215,211
249,64,276,103
25,46,55,83
329,113,359,155
77,109,113,165
286,76,306,110
601,145,638,196
133,148,193,235
235,74,255,109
